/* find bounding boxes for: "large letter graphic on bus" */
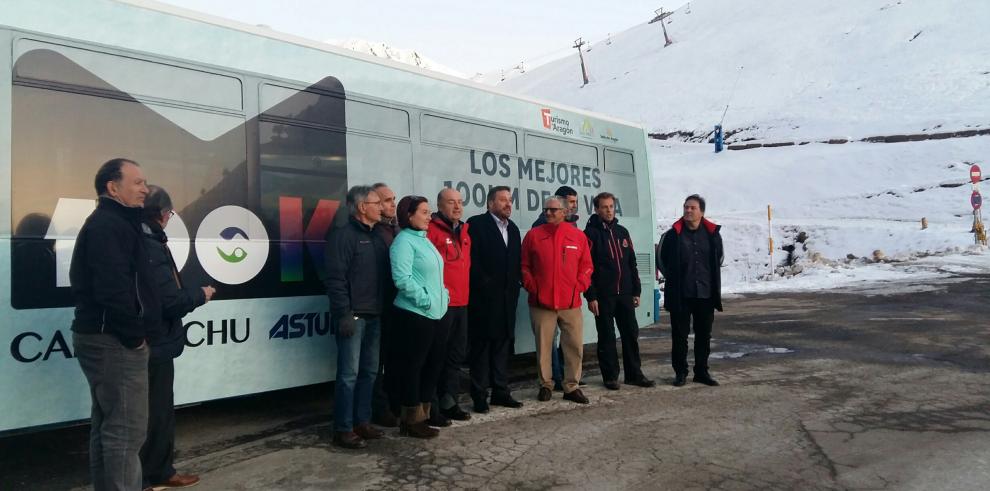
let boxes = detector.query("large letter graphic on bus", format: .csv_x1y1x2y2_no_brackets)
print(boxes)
279,197,339,282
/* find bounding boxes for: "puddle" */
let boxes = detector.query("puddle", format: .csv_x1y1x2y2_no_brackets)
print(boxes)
710,342,796,359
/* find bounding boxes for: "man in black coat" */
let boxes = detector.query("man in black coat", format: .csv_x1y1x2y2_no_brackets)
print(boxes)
324,185,390,449
466,186,524,413
657,194,725,387
584,192,655,390
139,185,213,490
70,158,158,491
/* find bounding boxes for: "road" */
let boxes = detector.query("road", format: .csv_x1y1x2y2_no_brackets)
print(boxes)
2,272,989,490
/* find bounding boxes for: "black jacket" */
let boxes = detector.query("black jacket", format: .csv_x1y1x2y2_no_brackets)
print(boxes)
467,212,521,339
70,197,160,348
142,222,206,362
584,214,641,302
324,215,390,317
657,218,724,312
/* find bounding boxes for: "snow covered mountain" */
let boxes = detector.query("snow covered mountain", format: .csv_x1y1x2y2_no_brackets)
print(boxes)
326,38,465,78
500,0,990,290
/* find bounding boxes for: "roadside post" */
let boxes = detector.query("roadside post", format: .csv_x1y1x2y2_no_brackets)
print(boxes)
767,204,774,277
971,164,986,246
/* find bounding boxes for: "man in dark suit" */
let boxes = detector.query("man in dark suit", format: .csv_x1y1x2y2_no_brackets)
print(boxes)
466,186,524,413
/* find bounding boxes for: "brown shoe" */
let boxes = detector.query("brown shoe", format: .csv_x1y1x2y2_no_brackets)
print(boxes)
354,423,385,440
154,473,200,489
332,431,367,449
563,389,589,404
399,406,439,439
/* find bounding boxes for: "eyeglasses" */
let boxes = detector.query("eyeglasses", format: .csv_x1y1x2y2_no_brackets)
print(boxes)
544,207,563,213
165,210,176,218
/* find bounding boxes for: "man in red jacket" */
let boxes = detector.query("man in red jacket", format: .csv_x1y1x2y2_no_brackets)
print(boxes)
426,188,473,424
522,196,594,404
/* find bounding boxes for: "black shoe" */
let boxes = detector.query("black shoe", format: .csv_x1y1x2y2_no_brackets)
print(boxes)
440,405,472,421
472,398,490,414
626,378,656,388
427,411,452,427
673,374,687,387
562,389,589,404
604,380,620,390
537,387,552,401
693,373,720,386
491,395,524,408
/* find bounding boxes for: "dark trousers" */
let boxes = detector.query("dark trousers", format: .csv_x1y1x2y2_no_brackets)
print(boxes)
73,332,149,491
436,306,469,409
140,359,176,487
594,295,645,383
469,335,513,401
669,298,715,376
372,307,401,418
394,308,449,406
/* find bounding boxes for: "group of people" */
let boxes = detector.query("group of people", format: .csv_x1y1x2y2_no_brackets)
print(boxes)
325,182,726,450
69,157,725,489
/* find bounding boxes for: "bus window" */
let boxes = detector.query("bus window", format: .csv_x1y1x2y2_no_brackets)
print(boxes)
15,39,242,111
261,84,409,139
10,48,246,309
604,149,639,217
421,115,517,154
524,134,598,168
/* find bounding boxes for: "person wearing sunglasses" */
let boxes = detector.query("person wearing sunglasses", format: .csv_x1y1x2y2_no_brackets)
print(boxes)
425,188,473,426
522,196,594,404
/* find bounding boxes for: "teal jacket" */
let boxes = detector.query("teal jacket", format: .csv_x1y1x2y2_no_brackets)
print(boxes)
391,228,449,320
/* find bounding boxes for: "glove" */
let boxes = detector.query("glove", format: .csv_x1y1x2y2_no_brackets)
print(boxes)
338,315,357,338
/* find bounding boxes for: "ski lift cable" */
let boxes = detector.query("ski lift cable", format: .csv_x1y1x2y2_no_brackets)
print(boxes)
719,65,745,126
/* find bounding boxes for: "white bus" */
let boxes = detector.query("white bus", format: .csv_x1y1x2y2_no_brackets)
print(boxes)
0,0,657,433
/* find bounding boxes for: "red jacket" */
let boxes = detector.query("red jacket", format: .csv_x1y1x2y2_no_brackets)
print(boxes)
426,214,471,307
521,222,594,310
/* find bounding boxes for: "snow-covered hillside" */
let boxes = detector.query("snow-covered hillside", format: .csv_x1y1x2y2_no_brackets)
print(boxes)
327,39,465,78
500,0,990,290
502,0,990,144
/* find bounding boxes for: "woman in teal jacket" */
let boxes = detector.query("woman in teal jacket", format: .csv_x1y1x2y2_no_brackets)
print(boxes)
391,195,450,438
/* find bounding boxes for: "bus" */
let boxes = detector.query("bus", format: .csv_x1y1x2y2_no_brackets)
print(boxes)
0,0,657,433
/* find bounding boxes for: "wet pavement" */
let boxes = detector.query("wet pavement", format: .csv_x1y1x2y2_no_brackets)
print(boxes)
2,272,989,490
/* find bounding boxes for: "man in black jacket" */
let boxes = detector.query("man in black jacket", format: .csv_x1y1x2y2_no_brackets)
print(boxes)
657,194,725,387
369,182,402,428
466,186,524,413
585,192,655,390
324,185,390,449
138,185,213,490
70,158,157,491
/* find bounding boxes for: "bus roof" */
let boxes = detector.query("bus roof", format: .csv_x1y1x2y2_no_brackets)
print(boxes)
117,0,645,130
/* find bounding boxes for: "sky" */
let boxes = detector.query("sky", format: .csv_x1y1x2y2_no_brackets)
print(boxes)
157,0,682,74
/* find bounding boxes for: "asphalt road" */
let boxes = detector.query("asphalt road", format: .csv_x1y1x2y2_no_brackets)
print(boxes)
2,272,988,490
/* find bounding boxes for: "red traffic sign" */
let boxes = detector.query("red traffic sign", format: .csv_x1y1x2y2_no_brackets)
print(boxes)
974,191,983,210
972,164,982,184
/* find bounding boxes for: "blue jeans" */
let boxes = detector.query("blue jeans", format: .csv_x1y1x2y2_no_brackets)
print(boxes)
334,317,381,432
